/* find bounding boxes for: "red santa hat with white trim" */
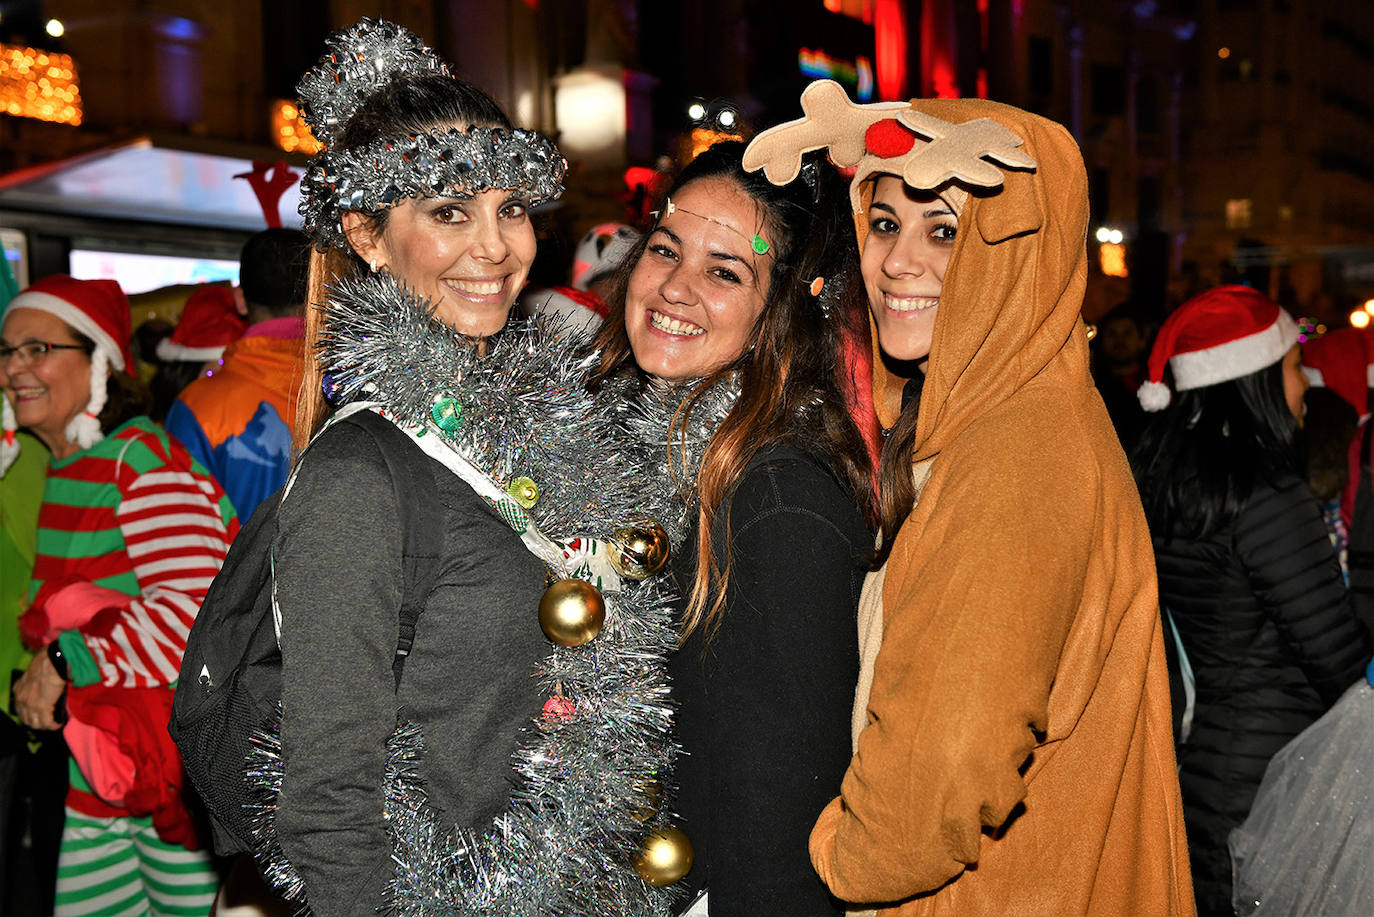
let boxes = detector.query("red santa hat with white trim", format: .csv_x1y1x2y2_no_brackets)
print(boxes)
155,284,246,362
1139,285,1299,411
2,275,134,475
1300,327,1369,418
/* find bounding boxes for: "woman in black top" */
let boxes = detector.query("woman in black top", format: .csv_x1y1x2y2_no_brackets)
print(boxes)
1131,285,1373,916
591,143,876,915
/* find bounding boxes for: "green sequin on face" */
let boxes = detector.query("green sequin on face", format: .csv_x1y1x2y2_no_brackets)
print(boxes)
751,234,770,255
432,397,463,432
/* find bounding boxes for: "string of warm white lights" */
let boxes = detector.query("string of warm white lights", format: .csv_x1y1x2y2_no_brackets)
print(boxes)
0,42,81,125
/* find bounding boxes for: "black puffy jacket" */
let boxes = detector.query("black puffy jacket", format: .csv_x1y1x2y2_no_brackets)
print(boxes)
1153,474,1372,916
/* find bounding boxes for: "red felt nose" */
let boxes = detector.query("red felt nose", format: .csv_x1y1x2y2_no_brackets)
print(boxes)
865,119,917,158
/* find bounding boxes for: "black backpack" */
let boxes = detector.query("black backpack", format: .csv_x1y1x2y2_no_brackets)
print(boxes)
170,409,443,855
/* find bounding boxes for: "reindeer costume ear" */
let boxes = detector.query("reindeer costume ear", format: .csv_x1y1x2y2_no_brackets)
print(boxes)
743,79,1037,219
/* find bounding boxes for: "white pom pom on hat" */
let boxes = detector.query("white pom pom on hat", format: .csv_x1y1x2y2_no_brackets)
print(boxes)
1,275,133,475
1137,380,1172,412
1138,285,1299,412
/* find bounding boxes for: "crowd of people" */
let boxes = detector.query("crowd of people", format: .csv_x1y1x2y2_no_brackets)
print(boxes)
1,16,1370,917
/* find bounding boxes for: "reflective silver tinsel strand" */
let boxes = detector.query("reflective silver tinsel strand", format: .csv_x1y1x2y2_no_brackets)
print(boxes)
294,18,567,252
300,127,567,252
242,273,736,916
611,375,741,545
296,18,450,148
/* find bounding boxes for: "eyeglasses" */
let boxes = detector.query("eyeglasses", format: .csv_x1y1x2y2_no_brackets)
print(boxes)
0,341,87,369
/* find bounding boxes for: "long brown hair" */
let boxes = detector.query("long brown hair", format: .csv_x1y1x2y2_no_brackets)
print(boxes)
590,142,876,639
292,70,516,449
873,380,922,567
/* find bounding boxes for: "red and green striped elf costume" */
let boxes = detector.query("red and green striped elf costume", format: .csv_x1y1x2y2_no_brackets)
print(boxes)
4,275,239,917
28,417,237,916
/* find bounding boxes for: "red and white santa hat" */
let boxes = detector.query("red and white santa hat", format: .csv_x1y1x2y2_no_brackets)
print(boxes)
2,275,133,474
1301,327,1369,418
1139,285,1299,412
155,284,246,362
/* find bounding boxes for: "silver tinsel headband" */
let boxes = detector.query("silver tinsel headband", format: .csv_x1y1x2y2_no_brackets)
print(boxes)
300,126,567,250
296,18,567,251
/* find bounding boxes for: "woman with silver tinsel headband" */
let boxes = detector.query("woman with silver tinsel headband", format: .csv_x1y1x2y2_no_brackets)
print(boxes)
233,19,694,917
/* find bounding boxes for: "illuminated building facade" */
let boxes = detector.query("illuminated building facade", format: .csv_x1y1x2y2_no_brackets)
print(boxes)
0,1,1367,313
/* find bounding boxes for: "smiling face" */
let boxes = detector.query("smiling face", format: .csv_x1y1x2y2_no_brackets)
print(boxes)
861,175,959,366
624,177,772,381
345,187,537,338
0,308,93,458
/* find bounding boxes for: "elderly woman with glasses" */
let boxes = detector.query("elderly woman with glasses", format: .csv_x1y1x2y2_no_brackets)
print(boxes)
2,275,237,917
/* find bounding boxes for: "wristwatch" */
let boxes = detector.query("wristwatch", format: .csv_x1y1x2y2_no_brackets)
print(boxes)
47,641,69,681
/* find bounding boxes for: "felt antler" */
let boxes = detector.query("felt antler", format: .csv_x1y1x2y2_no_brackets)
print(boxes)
743,79,1037,212
897,109,1037,189
742,79,909,183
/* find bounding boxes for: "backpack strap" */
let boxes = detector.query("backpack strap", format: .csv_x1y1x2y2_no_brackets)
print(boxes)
368,414,444,688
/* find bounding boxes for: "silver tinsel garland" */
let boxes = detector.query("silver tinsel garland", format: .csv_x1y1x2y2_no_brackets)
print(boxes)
244,273,736,916
612,376,740,545
297,18,450,148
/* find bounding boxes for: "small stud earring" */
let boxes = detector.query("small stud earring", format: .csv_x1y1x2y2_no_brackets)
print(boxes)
369,259,378,273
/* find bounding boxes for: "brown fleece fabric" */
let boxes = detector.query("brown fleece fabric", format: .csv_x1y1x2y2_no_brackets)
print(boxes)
810,98,1195,915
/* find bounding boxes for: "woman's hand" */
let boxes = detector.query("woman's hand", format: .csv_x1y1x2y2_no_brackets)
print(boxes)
13,650,66,731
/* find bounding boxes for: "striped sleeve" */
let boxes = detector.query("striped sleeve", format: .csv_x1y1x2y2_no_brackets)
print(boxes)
74,462,235,688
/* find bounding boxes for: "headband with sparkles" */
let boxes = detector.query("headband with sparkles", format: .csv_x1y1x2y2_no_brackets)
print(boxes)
656,197,773,257
295,18,568,252
299,127,567,251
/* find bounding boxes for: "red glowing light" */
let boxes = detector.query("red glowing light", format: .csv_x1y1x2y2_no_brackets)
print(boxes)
930,59,959,98
874,0,908,100
623,166,656,190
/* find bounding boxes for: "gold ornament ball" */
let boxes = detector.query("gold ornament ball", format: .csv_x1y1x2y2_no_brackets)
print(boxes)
609,521,671,580
633,826,693,886
538,578,606,646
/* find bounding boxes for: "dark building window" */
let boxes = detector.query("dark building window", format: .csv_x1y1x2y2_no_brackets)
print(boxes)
1092,63,1126,116
1029,36,1053,96
1138,177,1161,232
1136,76,1159,134
263,0,330,101
1218,57,1255,81
1090,167,1111,226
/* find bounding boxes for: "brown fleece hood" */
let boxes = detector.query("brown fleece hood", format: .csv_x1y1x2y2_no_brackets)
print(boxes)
861,98,1092,459
747,85,1193,915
